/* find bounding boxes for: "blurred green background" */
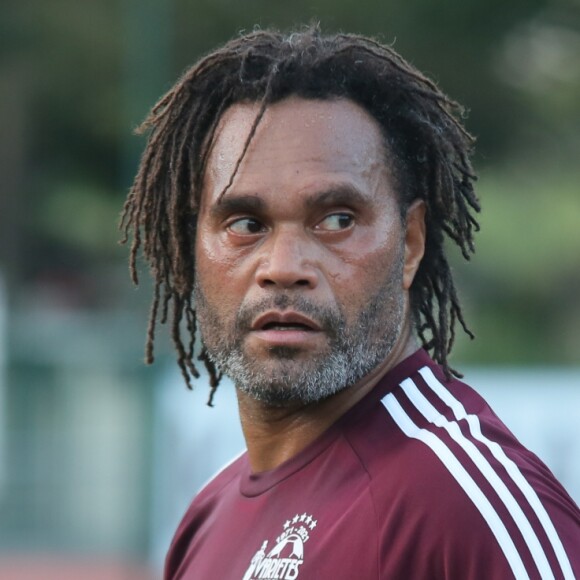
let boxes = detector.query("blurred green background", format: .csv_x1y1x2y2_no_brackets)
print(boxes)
1,0,579,576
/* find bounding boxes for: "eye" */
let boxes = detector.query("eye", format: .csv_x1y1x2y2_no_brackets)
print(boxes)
227,217,266,235
316,213,354,232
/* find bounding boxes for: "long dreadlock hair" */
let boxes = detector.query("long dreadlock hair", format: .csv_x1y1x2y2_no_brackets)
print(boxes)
120,26,480,405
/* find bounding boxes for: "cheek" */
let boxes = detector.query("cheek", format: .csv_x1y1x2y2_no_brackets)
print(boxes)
329,237,404,317
195,230,249,314
335,222,404,281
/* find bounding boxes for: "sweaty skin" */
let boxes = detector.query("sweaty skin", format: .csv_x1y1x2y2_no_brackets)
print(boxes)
195,97,426,472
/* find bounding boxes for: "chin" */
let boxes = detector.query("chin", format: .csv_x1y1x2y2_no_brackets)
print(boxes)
237,382,342,408
233,364,349,407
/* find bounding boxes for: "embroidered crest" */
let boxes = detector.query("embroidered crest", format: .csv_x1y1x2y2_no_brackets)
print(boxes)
242,513,318,580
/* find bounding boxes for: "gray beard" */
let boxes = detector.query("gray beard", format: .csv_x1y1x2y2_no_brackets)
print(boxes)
194,260,405,407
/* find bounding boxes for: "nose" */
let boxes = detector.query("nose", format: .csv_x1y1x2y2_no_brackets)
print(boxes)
255,227,319,290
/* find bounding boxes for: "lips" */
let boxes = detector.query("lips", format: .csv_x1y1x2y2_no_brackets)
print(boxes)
251,311,321,332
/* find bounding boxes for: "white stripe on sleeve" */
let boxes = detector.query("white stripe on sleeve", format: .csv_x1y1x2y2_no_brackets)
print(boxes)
400,377,554,579
419,366,575,580
382,392,530,580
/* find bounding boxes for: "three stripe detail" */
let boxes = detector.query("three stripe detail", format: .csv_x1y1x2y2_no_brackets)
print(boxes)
381,366,574,580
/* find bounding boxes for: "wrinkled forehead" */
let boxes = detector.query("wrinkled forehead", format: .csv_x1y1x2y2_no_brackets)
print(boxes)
200,97,394,206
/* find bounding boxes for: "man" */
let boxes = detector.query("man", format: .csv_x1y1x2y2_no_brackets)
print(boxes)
121,27,579,579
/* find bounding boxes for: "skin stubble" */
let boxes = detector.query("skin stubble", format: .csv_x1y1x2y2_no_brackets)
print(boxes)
194,250,406,407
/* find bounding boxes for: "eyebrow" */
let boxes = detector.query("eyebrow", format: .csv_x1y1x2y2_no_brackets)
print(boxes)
209,183,370,221
209,195,266,221
303,184,369,210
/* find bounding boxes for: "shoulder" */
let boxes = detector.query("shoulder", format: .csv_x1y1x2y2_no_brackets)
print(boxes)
343,358,580,579
175,450,246,525
165,451,247,576
192,449,247,504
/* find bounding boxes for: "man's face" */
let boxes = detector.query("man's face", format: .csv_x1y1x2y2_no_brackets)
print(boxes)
194,97,421,406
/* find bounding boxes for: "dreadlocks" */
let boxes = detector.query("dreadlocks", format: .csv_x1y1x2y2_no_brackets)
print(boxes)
120,26,480,405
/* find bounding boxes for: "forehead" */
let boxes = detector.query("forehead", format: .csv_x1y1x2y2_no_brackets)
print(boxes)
200,97,394,208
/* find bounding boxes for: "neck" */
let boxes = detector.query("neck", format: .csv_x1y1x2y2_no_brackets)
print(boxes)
237,318,418,473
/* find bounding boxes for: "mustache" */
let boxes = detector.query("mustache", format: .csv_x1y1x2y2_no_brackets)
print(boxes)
235,294,344,338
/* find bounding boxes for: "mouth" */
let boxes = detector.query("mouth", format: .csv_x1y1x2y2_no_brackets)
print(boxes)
261,321,315,332
252,311,321,332
249,311,322,347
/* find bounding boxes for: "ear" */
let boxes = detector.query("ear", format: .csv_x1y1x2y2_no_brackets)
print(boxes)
403,199,426,290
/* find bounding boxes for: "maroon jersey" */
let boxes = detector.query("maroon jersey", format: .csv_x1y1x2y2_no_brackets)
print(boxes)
165,350,579,579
